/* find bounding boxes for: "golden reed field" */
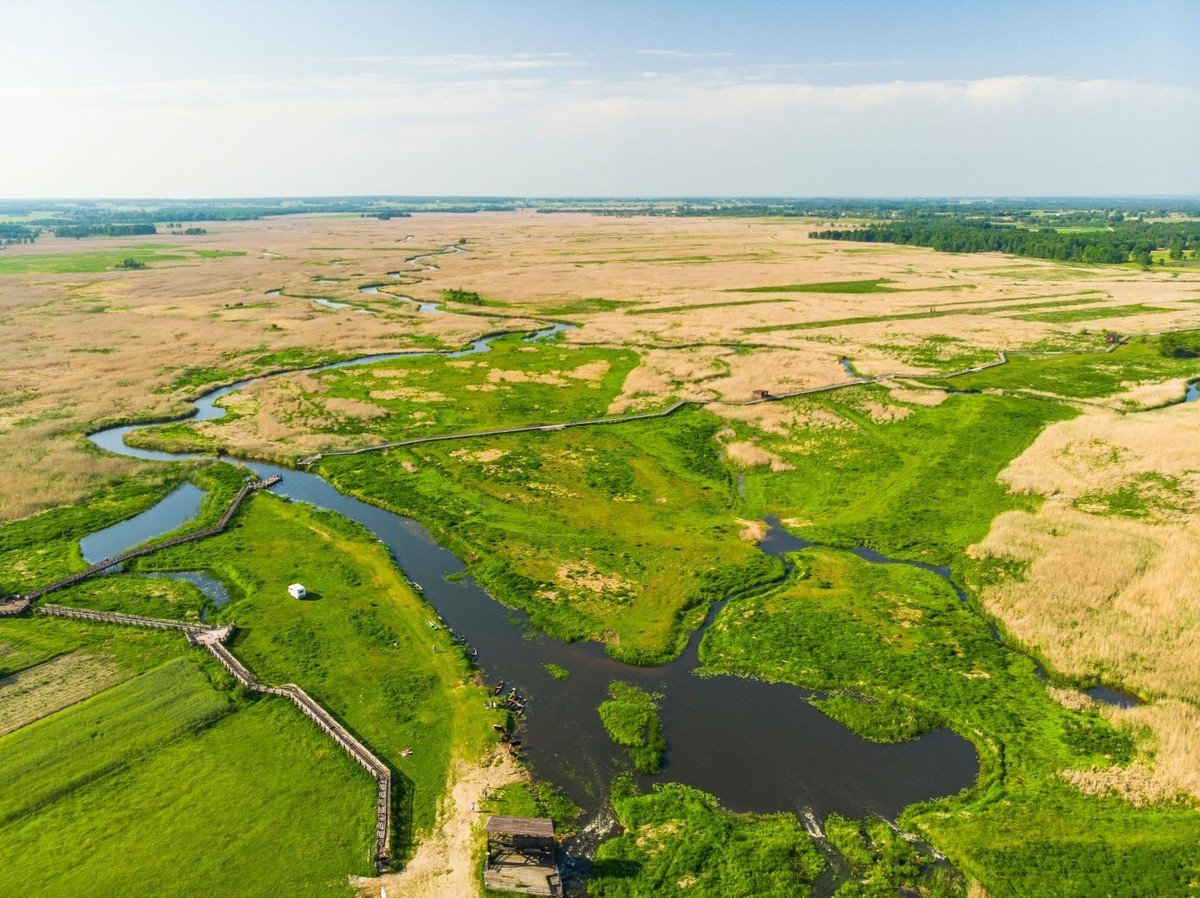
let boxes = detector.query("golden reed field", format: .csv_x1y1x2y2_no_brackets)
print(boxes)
5,211,1200,517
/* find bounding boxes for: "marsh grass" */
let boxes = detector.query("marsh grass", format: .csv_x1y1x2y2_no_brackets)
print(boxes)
700,548,1200,897
320,409,783,662
131,335,640,460
598,681,667,774
590,778,826,898
921,339,1200,400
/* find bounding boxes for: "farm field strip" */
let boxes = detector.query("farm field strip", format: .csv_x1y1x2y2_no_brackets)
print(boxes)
0,652,125,737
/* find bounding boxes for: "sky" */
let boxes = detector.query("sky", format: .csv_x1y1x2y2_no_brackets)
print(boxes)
1,0,1198,198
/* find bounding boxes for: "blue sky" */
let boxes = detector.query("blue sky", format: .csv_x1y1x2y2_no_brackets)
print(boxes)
2,1,1197,197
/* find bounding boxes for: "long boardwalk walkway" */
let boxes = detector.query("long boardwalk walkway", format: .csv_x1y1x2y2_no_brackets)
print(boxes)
7,473,393,870
295,354,1013,467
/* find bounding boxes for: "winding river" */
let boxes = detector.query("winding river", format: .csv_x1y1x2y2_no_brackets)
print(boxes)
84,328,985,857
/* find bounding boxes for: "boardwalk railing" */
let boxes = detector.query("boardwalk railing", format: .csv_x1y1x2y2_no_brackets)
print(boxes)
38,603,210,633
21,475,280,602
13,470,392,868
187,628,393,865
23,594,393,868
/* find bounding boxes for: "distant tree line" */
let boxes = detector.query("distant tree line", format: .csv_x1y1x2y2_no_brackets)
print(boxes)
808,220,1200,265
54,223,157,239
0,224,40,244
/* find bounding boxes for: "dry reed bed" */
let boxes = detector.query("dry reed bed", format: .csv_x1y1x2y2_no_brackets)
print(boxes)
2,211,1198,518
971,399,1200,801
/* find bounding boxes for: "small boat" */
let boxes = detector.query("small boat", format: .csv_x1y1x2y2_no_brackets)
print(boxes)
425,619,439,631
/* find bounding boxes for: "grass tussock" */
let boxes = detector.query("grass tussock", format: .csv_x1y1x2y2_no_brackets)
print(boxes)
598,681,667,774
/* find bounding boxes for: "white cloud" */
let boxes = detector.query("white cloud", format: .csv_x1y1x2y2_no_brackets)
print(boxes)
324,53,582,72
634,50,736,59
0,71,1196,196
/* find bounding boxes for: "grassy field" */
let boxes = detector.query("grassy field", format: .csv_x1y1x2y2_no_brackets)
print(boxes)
0,613,377,898
699,548,1200,897
128,335,640,461
590,779,826,898
741,294,1113,333
0,657,231,825
319,408,782,663
921,337,1200,400
0,696,373,898
132,491,501,856
0,246,242,274
1012,303,1172,323
730,385,1072,565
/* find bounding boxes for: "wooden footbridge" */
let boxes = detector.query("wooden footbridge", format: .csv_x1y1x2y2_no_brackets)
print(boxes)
4,472,394,870
20,475,281,603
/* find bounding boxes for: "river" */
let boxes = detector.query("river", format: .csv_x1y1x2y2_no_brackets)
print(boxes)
84,331,982,856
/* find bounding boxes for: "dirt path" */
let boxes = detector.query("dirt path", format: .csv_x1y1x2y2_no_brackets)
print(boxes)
354,747,524,898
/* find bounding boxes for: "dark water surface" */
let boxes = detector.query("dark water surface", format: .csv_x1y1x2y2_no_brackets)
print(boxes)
85,342,980,846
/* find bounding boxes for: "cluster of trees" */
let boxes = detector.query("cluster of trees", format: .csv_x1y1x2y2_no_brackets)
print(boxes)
364,211,412,220
0,224,39,245
809,220,1200,265
54,223,157,239
114,258,148,270
1158,332,1200,359
440,287,484,305
168,226,207,235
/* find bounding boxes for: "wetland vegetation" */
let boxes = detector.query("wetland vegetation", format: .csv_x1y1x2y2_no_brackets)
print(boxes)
3,208,1200,897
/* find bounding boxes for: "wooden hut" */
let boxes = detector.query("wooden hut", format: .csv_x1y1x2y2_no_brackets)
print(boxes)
483,816,561,896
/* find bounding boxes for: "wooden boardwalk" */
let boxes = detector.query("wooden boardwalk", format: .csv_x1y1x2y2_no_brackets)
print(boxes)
9,471,394,870
295,351,1024,467
190,628,393,865
20,474,281,603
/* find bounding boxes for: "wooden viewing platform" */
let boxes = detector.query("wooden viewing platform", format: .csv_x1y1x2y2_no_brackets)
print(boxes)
484,816,561,897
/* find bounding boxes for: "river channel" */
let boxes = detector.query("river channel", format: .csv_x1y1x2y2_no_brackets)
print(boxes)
85,329,983,853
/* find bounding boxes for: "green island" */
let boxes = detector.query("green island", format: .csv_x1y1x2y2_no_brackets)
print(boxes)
598,681,667,774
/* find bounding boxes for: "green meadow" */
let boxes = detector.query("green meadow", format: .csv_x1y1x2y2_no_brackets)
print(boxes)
133,491,501,856
319,409,781,663
0,246,242,274
129,335,641,458
921,337,1200,400
0,616,374,898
